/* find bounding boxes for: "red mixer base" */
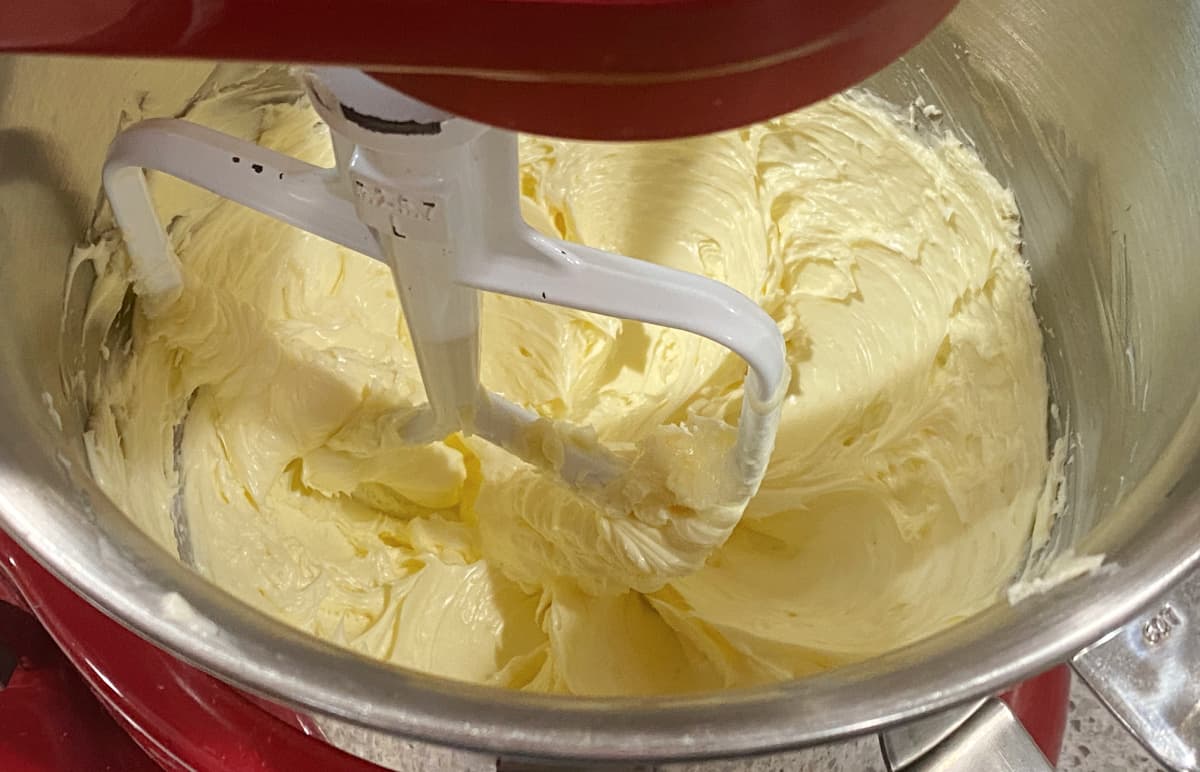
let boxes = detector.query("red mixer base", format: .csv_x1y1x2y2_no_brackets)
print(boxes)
0,531,1067,770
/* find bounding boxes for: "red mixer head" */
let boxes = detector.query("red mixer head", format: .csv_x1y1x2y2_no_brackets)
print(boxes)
4,0,956,139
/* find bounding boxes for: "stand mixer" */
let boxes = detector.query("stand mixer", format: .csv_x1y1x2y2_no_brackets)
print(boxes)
19,1,1172,769
5,0,958,577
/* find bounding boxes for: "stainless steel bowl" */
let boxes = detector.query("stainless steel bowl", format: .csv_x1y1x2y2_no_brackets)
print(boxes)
2,0,1199,764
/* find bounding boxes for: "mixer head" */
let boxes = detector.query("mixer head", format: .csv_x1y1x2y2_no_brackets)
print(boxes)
5,0,958,140
102,67,789,588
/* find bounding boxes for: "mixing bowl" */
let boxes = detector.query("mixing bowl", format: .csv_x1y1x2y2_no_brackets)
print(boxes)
1,0,1199,765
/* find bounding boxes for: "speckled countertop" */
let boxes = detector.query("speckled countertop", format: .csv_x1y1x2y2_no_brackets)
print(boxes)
1057,678,1163,772
320,674,1167,771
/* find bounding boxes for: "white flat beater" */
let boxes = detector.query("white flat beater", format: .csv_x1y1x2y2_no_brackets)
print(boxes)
102,68,788,577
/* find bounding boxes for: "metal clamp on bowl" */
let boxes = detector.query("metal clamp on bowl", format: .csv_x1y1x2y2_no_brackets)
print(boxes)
1073,569,1200,771
880,698,1054,771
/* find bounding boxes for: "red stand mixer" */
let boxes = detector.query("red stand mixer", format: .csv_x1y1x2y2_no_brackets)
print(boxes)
0,2,1073,769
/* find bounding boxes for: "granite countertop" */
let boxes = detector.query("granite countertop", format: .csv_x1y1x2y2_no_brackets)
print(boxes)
1057,678,1163,772
321,673,1168,771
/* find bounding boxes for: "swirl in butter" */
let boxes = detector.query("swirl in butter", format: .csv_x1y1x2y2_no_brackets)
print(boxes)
83,88,1057,695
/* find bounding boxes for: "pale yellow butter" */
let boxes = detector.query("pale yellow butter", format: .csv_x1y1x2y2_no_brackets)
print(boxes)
84,90,1057,695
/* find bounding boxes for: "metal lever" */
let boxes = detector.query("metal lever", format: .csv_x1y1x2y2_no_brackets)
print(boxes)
1072,568,1200,771
880,698,1053,772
